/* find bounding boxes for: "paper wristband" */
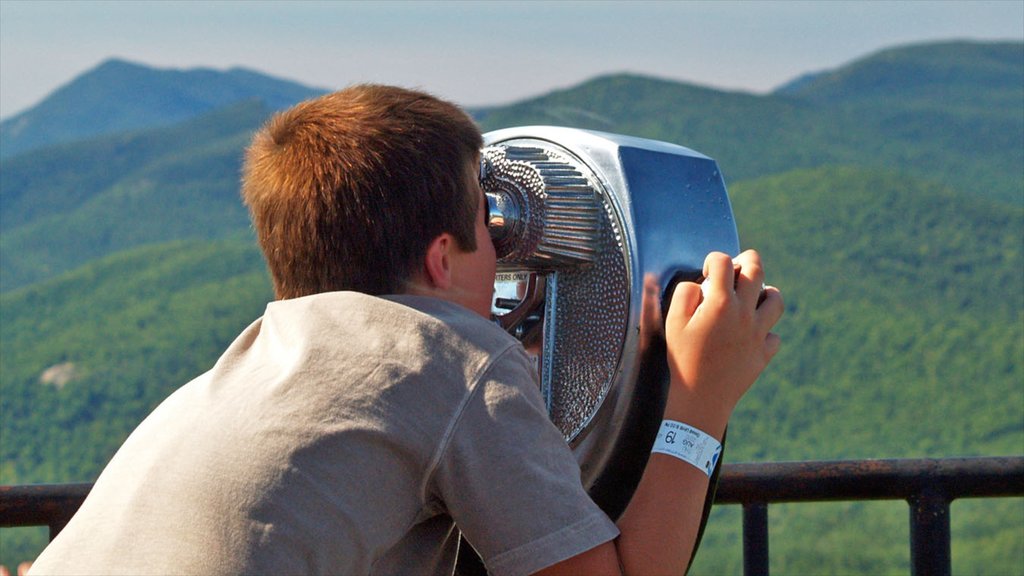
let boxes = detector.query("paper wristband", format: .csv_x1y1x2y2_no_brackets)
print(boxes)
650,420,722,477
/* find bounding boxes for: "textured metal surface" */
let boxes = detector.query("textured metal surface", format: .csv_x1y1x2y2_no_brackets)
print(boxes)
481,142,629,440
481,145,603,268
545,197,629,439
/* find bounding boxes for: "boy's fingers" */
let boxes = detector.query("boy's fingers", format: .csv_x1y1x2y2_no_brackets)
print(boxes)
757,286,785,330
701,252,735,300
667,280,703,325
734,251,765,306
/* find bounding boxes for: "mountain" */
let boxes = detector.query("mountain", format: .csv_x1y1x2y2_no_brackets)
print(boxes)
727,166,1022,461
691,166,1023,575
1,236,273,484
479,74,842,183
0,58,326,159
477,41,1023,206
775,40,1023,110
4,41,1020,293
1,40,1022,572
774,40,1024,206
0,100,272,291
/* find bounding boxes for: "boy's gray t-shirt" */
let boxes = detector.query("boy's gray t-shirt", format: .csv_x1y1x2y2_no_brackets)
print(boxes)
30,292,618,576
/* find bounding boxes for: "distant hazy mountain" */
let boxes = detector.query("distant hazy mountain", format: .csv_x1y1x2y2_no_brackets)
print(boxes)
775,40,1023,110
0,58,327,159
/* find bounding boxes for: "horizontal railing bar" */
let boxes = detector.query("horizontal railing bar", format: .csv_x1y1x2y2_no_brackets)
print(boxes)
0,483,92,529
0,483,92,540
2,457,1020,544
715,456,1023,504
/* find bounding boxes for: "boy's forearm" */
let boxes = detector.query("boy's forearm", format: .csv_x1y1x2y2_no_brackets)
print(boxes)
613,386,729,574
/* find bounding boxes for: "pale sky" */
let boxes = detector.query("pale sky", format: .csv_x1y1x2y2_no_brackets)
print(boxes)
1,0,1022,120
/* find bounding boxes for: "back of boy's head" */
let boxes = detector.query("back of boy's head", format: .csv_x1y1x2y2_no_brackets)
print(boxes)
241,84,483,300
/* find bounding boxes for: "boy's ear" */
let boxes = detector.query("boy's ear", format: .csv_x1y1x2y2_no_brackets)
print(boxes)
423,233,454,290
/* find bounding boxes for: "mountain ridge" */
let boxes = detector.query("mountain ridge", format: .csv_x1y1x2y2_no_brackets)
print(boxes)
0,58,326,159
3,40,1020,292
775,40,1024,108
476,57,1022,204
0,100,271,290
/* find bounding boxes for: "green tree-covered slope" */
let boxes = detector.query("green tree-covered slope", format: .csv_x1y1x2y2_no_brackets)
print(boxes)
0,236,274,569
692,166,1023,575
778,41,1024,209
728,166,1022,462
1,236,273,485
478,41,1023,205
777,41,1023,111
0,100,271,291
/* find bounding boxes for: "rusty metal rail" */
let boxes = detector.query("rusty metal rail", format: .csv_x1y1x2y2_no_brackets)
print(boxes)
713,457,1024,576
2,457,1022,574
0,482,91,541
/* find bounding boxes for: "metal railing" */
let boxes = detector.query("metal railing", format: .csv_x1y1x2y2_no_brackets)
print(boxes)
2,456,1022,575
713,457,1023,575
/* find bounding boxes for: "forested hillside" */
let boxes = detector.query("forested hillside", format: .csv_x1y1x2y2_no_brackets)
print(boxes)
776,40,1022,109
1,236,272,483
1,40,1021,573
691,166,1023,575
1,100,270,290
729,166,1021,459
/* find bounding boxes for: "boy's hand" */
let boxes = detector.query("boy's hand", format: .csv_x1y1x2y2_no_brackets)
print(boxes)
664,250,783,435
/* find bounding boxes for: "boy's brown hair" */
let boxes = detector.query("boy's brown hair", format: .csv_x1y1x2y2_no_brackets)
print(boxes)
242,85,483,299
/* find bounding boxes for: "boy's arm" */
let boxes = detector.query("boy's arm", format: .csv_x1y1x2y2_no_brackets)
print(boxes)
536,250,784,575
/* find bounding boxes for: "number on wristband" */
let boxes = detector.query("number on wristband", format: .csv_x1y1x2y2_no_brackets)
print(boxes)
650,420,722,477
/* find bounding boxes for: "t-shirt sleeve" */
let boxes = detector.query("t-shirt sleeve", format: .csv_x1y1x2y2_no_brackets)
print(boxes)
430,345,620,576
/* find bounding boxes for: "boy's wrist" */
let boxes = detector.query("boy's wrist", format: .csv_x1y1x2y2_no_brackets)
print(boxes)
663,384,732,442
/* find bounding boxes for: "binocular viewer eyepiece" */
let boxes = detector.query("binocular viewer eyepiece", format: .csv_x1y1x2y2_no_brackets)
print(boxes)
481,144,603,268
480,126,740,518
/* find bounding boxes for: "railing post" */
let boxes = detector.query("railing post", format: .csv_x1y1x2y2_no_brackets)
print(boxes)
742,502,769,576
907,487,951,576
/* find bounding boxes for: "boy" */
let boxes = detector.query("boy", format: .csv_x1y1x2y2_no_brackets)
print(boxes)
31,85,782,575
